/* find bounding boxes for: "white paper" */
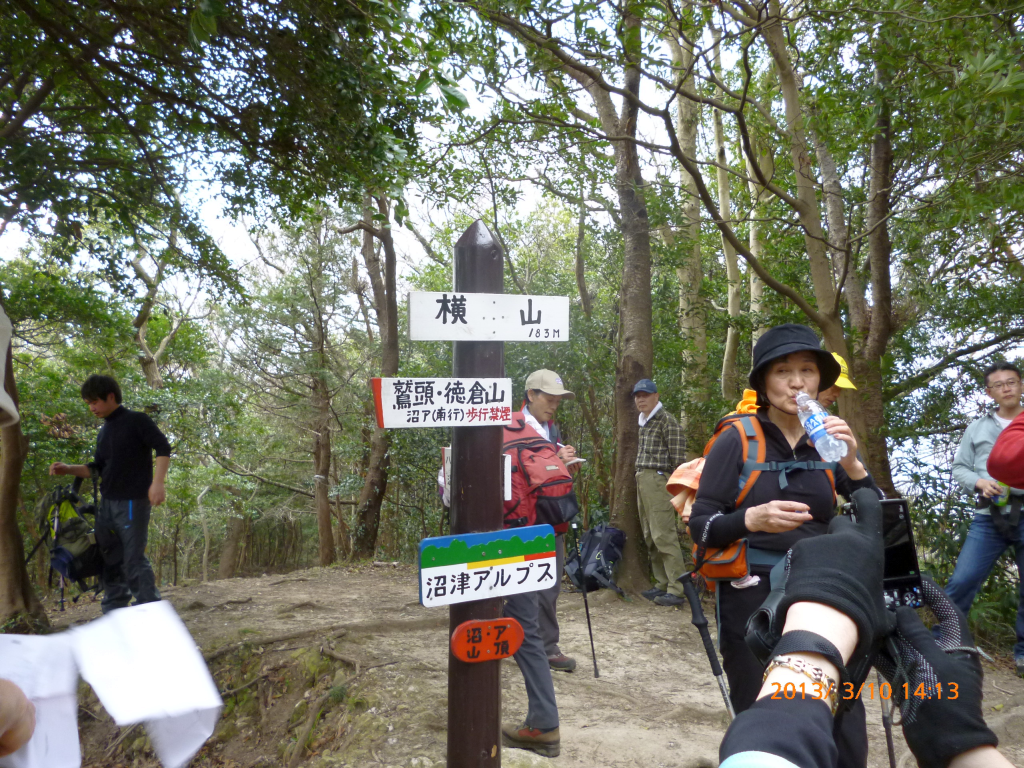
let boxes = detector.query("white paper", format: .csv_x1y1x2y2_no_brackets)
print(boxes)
0,602,221,768
0,634,79,768
72,601,222,768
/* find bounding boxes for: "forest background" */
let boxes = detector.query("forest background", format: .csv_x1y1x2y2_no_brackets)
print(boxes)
2,0,1023,651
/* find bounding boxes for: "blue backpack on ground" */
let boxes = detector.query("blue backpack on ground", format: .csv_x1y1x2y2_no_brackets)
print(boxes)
565,524,626,597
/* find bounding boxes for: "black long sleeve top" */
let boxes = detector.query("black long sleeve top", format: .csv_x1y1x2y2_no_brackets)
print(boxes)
91,406,172,500
688,409,878,553
719,695,837,768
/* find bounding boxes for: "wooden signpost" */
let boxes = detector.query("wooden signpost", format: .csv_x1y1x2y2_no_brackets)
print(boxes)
373,219,571,766
446,221,506,768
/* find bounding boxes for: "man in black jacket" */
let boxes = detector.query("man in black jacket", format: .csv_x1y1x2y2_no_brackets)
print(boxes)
50,375,170,612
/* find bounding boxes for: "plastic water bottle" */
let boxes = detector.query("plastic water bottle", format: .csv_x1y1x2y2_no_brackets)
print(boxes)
795,392,848,462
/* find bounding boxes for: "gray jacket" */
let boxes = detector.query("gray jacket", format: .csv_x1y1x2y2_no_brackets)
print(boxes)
952,411,1024,512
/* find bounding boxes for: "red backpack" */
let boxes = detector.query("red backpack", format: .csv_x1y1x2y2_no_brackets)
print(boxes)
503,413,579,530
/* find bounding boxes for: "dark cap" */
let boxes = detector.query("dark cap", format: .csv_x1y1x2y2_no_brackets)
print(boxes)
749,324,840,393
632,379,658,395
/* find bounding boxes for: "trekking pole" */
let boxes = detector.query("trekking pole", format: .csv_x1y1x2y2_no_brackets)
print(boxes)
59,573,65,612
571,522,599,678
680,572,735,720
878,670,897,768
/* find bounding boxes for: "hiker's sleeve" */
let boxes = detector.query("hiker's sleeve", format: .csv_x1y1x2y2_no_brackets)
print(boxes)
834,463,877,499
988,412,1024,488
688,430,748,548
664,416,687,470
719,696,837,768
138,414,172,457
951,420,981,492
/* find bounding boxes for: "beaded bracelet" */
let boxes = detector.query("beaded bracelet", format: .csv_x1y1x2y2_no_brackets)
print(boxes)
763,655,840,715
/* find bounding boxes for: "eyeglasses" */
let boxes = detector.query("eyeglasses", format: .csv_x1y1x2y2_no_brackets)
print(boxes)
987,379,1022,391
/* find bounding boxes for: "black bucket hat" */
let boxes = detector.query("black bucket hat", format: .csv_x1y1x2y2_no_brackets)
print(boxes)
748,323,841,393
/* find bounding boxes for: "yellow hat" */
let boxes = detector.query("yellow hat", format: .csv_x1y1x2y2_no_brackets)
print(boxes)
832,353,857,390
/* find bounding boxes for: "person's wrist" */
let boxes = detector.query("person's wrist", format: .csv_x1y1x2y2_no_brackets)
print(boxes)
757,654,840,711
782,603,858,664
948,746,1014,768
744,504,761,532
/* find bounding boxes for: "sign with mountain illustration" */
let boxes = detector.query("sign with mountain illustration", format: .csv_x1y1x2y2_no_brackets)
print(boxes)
417,525,556,607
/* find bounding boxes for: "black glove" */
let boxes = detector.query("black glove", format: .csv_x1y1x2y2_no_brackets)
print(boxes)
875,576,998,768
746,488,895,695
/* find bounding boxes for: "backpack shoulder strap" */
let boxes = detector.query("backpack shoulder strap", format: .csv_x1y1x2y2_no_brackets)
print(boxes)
732,416,765,506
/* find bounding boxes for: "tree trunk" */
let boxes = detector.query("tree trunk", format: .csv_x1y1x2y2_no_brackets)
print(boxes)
577,383,610,508
745,142,772,345
762,0,845,350
352,196,400,558
218,510,246,579
712,26,741,403
0,346,47,629
314,377,336,566
667,17,708,452
198,487,210,582
606,14,655,593
139,354,164,389
854,64,897,496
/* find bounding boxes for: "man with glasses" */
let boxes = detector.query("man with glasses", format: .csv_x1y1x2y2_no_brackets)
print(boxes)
948,362,1024,678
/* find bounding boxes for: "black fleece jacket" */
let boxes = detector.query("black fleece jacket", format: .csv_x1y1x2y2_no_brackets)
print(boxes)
92,406,172,500
688,409,878,553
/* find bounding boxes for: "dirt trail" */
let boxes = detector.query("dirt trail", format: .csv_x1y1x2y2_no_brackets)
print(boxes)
49,564,1024,768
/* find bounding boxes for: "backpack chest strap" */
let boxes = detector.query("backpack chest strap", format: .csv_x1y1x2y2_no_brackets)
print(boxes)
746,460,838,489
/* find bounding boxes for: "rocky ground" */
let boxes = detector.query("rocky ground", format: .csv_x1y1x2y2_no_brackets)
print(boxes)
46,563,1024,768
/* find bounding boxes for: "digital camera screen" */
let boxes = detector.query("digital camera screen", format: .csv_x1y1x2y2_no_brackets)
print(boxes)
881,499,923,608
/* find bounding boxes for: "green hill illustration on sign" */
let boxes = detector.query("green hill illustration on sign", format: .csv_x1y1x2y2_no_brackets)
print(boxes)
419,527,555,568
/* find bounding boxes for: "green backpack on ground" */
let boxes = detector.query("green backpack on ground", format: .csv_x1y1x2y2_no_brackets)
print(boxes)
28,476,105,587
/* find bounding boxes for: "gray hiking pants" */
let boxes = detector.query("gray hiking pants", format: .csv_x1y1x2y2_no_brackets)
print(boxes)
503,590,559,730
537,533,565,657
96,498,161,613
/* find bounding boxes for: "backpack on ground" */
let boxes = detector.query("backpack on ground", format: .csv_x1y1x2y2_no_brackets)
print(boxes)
565,524,626,596
29,475,105,587
502,413,580,529
668,413,837,590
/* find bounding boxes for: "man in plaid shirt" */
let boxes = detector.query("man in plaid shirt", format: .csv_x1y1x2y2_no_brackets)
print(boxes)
633,378,688,606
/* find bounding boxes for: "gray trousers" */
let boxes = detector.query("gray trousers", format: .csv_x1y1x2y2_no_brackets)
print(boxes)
96,498,161,613
503,590,559,730
537,533,565,656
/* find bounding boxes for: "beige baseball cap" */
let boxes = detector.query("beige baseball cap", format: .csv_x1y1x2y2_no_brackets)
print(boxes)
524,369,575,399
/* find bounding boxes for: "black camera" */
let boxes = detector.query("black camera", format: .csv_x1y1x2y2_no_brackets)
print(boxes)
844,497,923,609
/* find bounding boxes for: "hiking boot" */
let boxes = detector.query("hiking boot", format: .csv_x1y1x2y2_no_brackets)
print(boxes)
548,653,577,672
1016,657,1024,679
641,587,667,602
653,593,687,607
501,723,560,757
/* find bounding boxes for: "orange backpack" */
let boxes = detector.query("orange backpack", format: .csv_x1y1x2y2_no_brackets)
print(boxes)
687,413,838,587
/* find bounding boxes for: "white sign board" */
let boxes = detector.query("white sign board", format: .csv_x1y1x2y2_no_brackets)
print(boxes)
408,292,570,341
418,525,557,607
441,448,511,502
373,377,512,428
